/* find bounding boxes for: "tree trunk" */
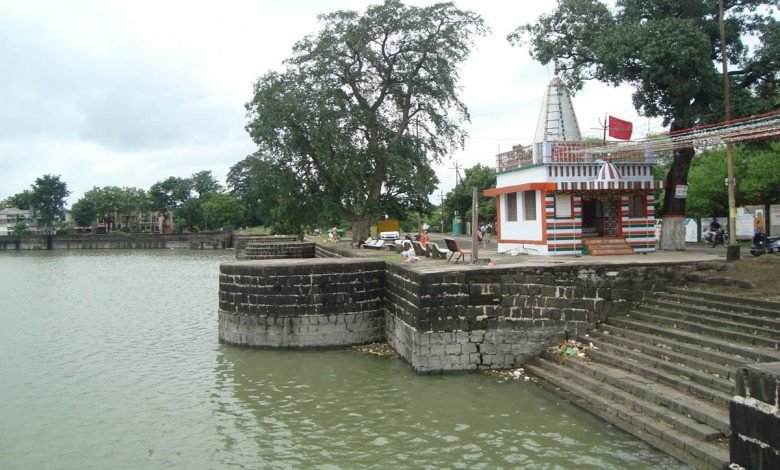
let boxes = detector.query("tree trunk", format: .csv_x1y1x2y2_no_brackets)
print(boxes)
349,214,372,246
659,122,695,251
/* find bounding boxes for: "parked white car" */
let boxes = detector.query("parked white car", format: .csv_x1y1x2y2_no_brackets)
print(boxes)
379,231,400,240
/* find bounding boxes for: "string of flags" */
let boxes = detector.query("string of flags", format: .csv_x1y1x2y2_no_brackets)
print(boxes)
564,109,780,158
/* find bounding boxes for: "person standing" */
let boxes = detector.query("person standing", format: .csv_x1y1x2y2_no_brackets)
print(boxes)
419,228,430,248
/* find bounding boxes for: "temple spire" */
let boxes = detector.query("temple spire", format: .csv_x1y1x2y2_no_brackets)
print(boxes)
534,65,582,144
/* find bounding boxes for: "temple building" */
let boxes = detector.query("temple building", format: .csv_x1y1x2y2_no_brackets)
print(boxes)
484,73,663,256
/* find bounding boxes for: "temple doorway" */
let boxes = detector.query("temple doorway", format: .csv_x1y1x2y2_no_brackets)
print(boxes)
581,196,619,237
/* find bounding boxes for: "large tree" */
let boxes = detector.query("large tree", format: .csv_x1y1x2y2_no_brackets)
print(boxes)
190,170,223,200
513,0,779,249
72,186,150,231
201,194,246,231
245,0,486,243
30,174,70,231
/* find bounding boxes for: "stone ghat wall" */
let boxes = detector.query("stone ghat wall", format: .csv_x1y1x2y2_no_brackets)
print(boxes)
218,257,688,371
314,242,354,258
219,258,386,347
0,233,230,250
384,263,682,373
730,362,780,470
233,235,298,258
237,242,316,260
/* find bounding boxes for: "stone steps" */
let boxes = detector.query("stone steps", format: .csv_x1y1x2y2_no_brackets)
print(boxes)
582,344,734,407
608,317,780,364
527,289,780,470
582,333,735,397
532,357,726,441
665,287,780,316
648,296,780,332
627,308,780,350
586,328,738,380
582,237,636,256
527,360,730,470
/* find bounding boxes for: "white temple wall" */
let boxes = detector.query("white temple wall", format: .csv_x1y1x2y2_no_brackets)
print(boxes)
496,167,547,188
499,190,545,245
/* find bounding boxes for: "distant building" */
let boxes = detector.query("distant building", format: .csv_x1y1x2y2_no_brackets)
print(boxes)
0,207,42,235
484,72,663,256
140,213,165,233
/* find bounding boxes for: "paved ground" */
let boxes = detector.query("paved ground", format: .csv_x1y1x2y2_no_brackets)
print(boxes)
312,232,778,299
337,234,721,272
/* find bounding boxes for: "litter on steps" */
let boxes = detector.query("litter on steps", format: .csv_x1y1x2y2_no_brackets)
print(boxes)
547,339,590,359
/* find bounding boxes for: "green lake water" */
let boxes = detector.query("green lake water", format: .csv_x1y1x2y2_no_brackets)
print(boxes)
0,250,689,469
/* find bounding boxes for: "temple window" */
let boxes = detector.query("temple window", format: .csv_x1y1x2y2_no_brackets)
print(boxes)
506,193,518,221
628,194,647,218
523,191,537,221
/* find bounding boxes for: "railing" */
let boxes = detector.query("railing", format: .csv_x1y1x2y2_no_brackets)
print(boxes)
497,141,650,172
497,147,533,172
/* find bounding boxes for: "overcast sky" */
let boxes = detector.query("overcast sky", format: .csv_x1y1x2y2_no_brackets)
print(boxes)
1,0,665,206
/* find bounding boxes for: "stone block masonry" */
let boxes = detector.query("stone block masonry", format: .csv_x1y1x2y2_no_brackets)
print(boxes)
219,250,687,372
730,362,780,470
384,262,682,373
233,235,298,259
219,258,386,347
237,241,316,260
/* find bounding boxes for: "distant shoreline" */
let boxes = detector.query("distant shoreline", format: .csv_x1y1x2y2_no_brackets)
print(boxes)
0,233,231,250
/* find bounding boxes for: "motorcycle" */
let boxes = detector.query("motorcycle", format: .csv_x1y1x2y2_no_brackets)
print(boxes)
706,228,728,248
750,230,780,256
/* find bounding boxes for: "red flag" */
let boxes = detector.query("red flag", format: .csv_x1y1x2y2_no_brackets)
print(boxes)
608,115,633,140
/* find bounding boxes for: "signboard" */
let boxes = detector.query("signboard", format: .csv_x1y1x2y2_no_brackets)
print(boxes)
674,185,688,198
771,205,780,237
736,214,753,239
684,218,699,242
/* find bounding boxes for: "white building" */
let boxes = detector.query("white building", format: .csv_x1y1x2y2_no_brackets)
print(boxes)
484,73,664,256
0,207,41,236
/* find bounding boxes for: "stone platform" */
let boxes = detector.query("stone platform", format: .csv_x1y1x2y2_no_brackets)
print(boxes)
218,249,710,373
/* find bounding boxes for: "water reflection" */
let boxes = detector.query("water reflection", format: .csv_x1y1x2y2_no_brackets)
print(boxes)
214,344,689,469
0,250,689,470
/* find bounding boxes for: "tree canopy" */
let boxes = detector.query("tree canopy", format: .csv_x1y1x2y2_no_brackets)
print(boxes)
71,186,150,230
2,190,33,210
442,164,496,226
245,0,486,242
685,140,780,218
227,152,327,234
513,0,779,248
30,175,70,230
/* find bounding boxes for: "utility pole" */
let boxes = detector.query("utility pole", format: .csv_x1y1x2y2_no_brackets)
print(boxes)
600,113,608,144
449,161,463,186
438,190,445,234
719,0,740,261
472,187,479,262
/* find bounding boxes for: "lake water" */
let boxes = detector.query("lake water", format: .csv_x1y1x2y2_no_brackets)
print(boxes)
0,250,688,469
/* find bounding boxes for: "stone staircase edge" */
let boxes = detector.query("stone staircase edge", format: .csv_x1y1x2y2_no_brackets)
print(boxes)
526,362,730,470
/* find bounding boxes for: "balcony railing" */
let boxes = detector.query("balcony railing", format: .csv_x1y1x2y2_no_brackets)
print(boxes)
497,147,533,172
497,141,652,172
